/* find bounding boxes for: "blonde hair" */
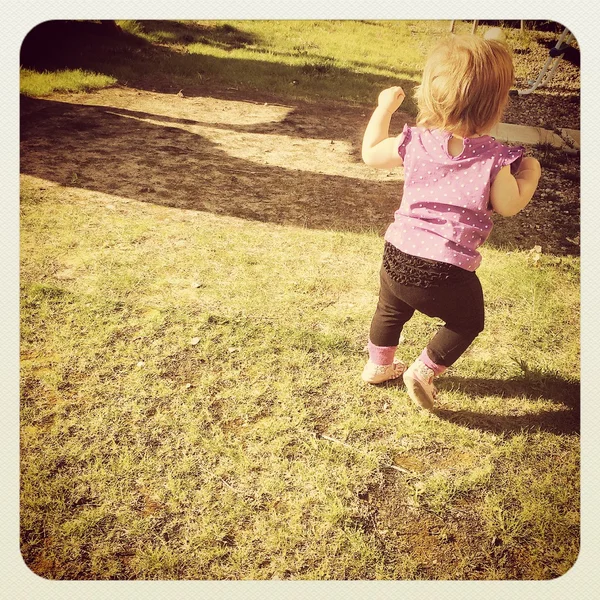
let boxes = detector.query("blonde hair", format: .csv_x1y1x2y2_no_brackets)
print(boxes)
414,34,514,136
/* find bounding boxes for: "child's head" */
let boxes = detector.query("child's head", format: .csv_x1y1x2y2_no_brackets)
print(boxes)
414,34,514,136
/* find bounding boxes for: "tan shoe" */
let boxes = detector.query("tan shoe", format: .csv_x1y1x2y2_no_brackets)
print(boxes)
402,359,438,410
361,358,406,384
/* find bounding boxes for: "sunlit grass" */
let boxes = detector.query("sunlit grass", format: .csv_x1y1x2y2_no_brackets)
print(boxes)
20,20,564,108
20,175,579,579
20,68,116,97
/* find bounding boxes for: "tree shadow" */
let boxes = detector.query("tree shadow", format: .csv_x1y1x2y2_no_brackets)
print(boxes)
20,96,402,234
20,93,580,255
433,371,580,436
136,20,257,49
19,20,422,150
19,20,421,110
19,20,579,255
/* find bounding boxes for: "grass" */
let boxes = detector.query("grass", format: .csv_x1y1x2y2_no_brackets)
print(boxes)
20,175,579,580
20,68,116,97
20,20,433,110
19,19,579,581
20,20,568,111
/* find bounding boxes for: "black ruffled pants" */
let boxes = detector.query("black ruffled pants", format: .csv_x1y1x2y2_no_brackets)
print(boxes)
369,243,485,368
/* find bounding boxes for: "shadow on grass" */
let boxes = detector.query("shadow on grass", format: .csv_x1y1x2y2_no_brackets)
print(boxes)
20,96,403,234
20,93,579,255
19,20,420,110
135,20,258,49
433,371,580,435
19,21,579,254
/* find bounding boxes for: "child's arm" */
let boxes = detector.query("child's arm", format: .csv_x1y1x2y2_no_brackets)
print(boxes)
362,87,406,169
489,157,542,217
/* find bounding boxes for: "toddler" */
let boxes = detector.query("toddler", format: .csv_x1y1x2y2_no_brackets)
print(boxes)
361,34,541,410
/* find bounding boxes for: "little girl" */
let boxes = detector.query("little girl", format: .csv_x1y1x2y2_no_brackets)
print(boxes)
361,33,542,410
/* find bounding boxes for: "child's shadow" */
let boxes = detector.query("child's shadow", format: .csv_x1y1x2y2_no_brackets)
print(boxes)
432,371,580,436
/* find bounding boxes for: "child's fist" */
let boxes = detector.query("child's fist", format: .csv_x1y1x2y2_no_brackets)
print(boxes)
378,86,405,114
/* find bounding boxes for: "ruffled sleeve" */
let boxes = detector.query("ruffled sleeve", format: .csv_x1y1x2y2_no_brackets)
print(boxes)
491,143,525,181
505,145,525,174
396,123,412,160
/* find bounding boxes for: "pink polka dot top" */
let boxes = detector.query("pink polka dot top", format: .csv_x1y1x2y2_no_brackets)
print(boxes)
384,125,524,271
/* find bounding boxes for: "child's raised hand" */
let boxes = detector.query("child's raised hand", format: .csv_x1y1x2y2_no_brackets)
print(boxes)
378,86,406,114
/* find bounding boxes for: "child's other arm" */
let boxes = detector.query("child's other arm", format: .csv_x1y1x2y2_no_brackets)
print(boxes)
362,87,406,169
490,157,542,217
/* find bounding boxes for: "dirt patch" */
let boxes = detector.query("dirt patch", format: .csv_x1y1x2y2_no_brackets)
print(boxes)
20,88,403,233
20,78,579,256
357,469,492,580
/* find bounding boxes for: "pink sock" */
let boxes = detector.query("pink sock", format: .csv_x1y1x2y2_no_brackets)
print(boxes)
419,348,447,376
368,339,397,366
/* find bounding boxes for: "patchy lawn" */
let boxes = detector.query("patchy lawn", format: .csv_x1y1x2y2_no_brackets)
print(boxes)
20,20,580,580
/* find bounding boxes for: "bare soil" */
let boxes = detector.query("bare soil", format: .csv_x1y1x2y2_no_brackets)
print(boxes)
20,52,580,258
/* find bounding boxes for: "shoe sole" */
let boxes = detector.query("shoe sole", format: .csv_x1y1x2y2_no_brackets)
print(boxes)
360,362,406,385
361,365,405,385
402,373,435,410
361,372,402,384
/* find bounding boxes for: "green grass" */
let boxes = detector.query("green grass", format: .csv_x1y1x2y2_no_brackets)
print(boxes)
20,176,579,580
20,20,566,111
19,20,433,110
19,18,579,581
20,68,116,96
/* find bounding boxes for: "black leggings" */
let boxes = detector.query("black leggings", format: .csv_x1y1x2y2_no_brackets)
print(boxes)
369,264,485,367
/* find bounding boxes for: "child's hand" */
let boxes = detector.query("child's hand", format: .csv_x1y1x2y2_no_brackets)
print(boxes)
378,86,405,114
515,156,542,181
490,155,541,216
